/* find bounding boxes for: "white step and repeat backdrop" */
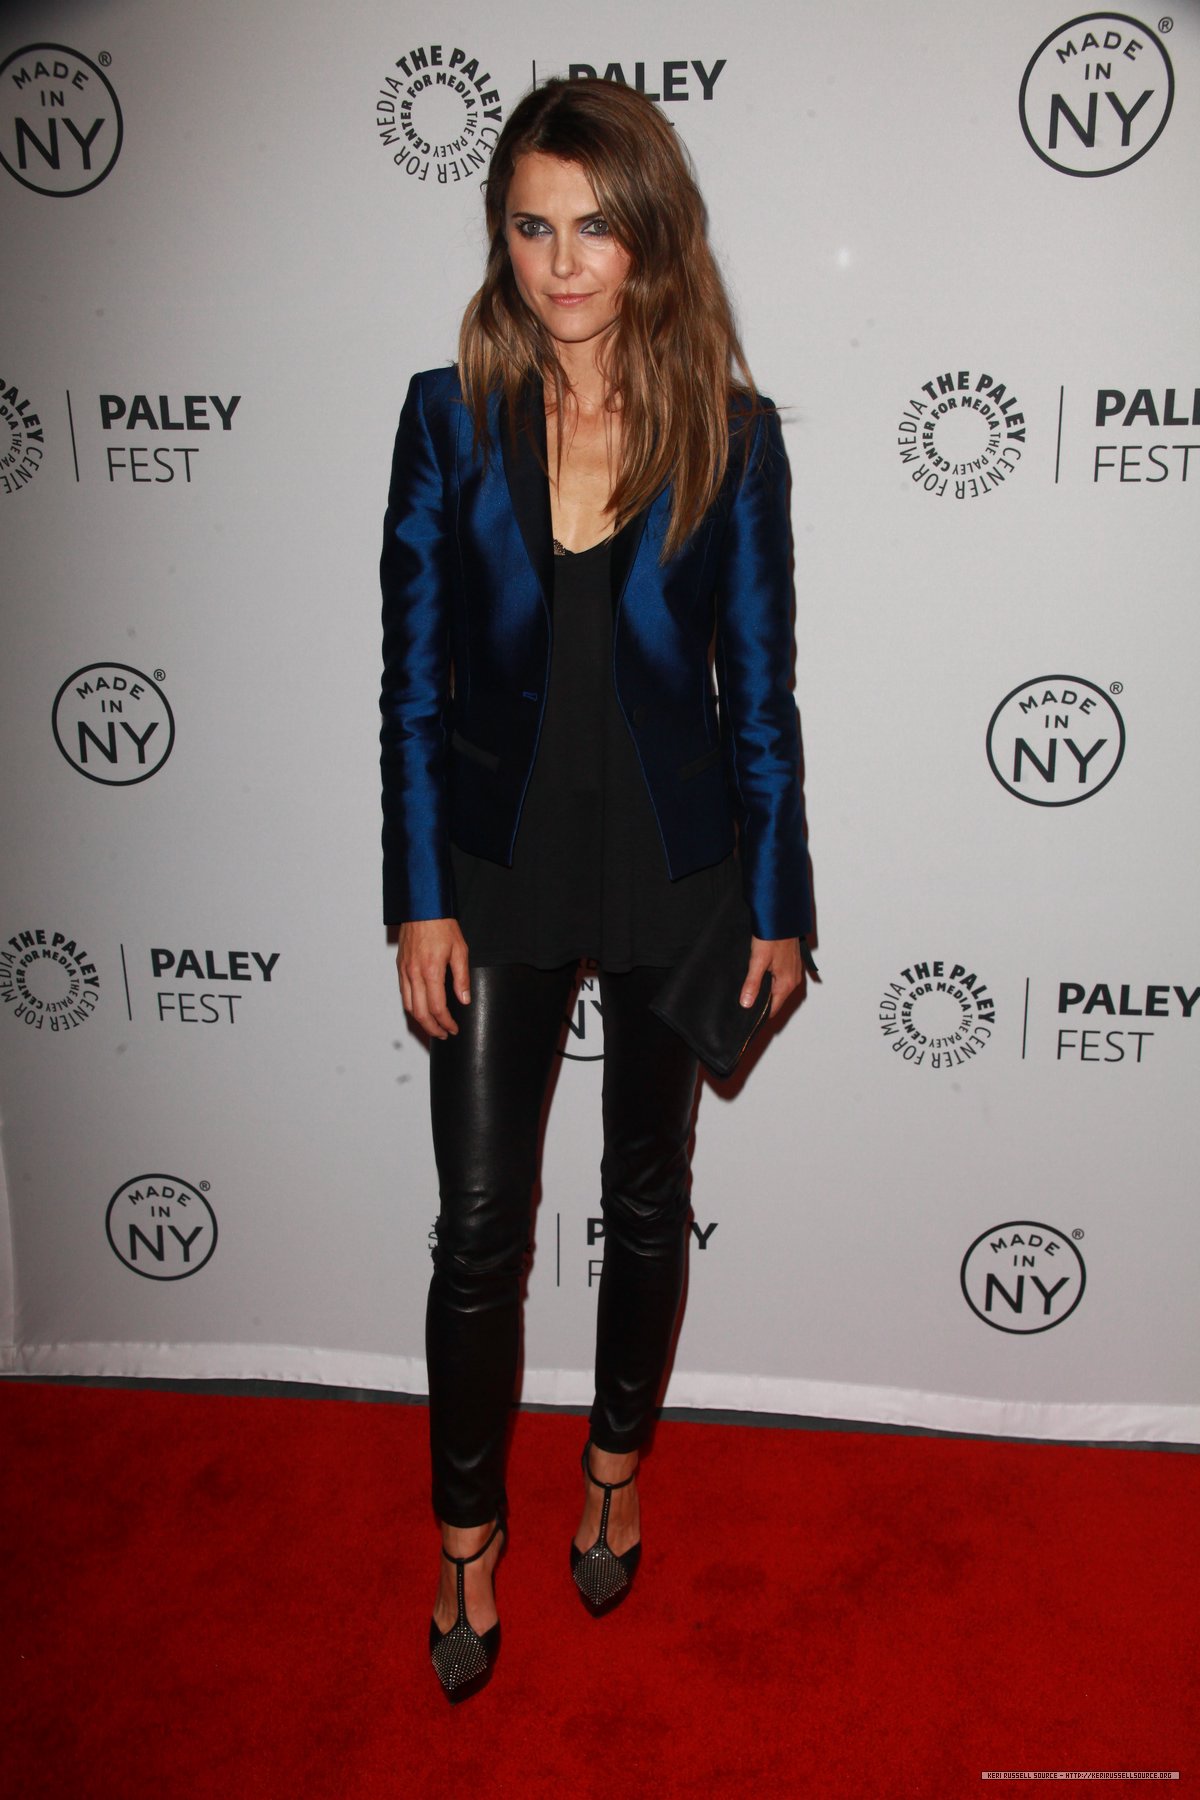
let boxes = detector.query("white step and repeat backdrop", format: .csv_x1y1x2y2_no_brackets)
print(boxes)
2,0,1197,1441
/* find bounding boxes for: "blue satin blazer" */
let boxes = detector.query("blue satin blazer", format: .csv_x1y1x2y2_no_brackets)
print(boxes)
380,366,811,941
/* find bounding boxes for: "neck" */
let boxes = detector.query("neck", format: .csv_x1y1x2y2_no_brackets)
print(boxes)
551,338,613,415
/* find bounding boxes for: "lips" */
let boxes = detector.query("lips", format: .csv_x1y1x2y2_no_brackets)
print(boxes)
547,293,594,305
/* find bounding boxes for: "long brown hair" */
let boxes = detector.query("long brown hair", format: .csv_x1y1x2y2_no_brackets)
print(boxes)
458,78,761,560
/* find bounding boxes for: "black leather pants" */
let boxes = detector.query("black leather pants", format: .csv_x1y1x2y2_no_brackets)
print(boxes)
426,962,700,1526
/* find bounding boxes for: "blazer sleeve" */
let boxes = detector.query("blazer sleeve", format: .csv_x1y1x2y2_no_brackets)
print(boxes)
714,405,813,942
380,373,455,924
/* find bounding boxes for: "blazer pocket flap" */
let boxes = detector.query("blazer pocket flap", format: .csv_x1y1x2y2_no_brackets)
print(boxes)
450,727,501,773
677,744,722,783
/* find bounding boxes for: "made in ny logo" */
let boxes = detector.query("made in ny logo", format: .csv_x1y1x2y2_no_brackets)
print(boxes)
375,43,503,184
897,371,1026,500
106,1175,217,1280
558,968,603,1061
1019,13,1174,177
1,375,45,495
986,676,1125,806
52,663,175,785
960,1221,1086,1333
0,44,122,196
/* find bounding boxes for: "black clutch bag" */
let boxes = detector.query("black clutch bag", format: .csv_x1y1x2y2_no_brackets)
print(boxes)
649,882,817,1079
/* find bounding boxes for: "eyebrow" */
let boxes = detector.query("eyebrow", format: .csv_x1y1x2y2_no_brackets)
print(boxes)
508,209,606,225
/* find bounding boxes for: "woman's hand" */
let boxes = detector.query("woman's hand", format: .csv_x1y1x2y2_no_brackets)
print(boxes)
397,918,471,1039
741,936,806,1020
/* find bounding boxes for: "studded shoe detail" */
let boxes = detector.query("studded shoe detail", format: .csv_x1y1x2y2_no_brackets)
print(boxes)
429,1517,505,1703
570,1445,642,1616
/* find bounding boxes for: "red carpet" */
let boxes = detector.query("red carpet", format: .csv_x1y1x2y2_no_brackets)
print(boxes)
1,1383,1196,1798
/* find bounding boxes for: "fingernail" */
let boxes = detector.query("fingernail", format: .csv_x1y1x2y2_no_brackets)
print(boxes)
740,991,752,1007
460,990,470,1003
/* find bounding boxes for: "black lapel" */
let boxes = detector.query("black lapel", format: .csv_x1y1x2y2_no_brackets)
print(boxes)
499,380,556,611
499,378,657,615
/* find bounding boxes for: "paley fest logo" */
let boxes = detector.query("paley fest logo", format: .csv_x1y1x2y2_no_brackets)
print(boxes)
552,59,727,102
897,371,1026,500
961,1221,1085,1333
1,375,45,495
1019,13,1174,177
0,926,99,1032
141,944,282,1025
96,391,242,485
1052,977,1198,1066
879,959,996,1071
106,1175,217,1280
375,43,502,183
579,1215,718,1289
986,676,1125,806
52,663,175,785
0,44,122,196
1089,383,1198,486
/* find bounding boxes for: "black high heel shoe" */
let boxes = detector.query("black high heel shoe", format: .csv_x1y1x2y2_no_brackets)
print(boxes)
570,1444,642,1615
428,1517,505,1703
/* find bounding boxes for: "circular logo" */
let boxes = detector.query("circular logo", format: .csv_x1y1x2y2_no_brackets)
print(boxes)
987,675,1125,806
879,960,996,1071
52,662,175,785
0,45,123,197
0,376,45,495
961,1221,1086,1333
1019,14,1173,177
375,44,503,184
558,967,603,1061
0,926,99,1032
897,371,1026,499
106,1175,217,1280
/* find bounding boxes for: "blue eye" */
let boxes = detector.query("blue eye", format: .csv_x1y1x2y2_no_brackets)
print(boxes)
515,219,550,238
581,218,611,237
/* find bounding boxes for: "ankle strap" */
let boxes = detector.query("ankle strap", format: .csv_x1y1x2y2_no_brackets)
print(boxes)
581,1444,637,1491
441,1516,504,1567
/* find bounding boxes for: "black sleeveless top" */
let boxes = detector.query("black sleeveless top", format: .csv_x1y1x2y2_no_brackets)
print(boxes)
450,531,738,971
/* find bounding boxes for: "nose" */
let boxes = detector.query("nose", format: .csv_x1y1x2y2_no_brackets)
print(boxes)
550,231,581,281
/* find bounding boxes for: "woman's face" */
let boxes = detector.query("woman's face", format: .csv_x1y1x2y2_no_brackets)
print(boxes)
504,151,631,354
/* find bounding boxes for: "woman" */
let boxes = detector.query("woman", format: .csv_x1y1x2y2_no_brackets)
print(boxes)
380,76,811,1702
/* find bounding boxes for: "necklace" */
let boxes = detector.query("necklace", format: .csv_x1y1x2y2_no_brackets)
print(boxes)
552,531,616,557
